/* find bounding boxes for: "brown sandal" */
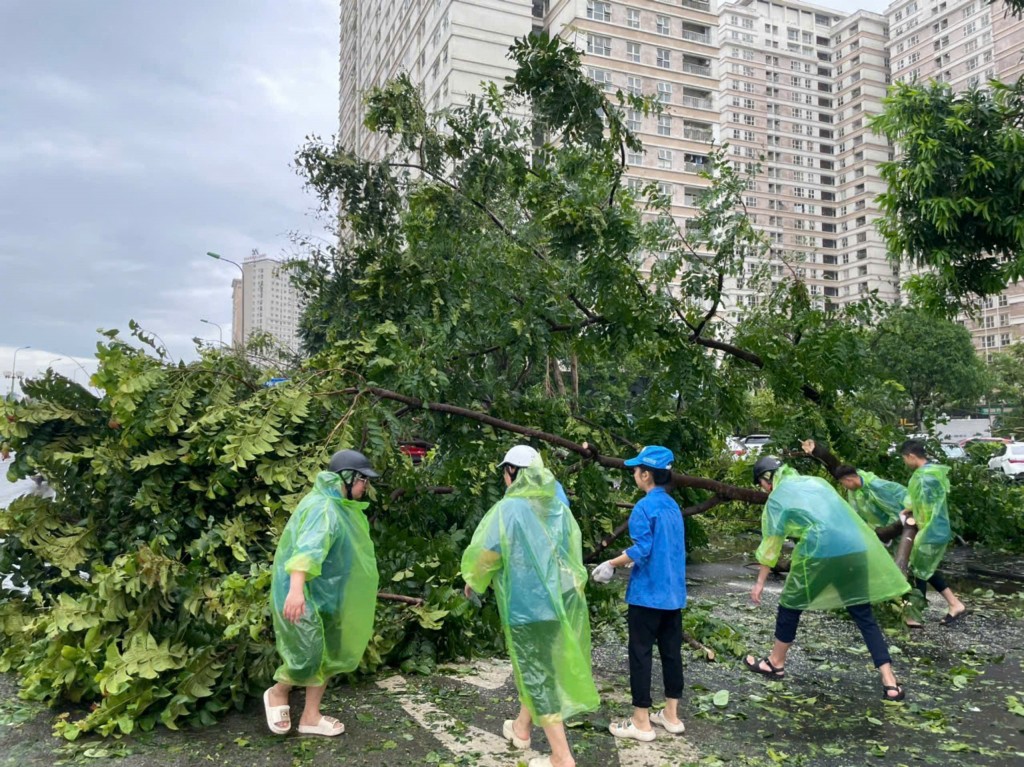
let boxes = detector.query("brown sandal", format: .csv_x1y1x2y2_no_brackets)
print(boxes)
744,655,785,680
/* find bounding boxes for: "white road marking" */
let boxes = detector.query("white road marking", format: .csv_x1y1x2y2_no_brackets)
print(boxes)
612,730,699,767
437,658,512,690
377,673,545,767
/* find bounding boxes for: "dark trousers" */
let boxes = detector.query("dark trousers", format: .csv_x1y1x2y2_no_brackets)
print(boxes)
774,603,892,668
914,571,949,598
627,604,684,709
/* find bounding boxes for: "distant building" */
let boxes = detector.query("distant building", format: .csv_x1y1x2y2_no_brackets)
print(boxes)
231,253,305,356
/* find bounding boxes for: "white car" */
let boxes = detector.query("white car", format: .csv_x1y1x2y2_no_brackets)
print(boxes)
742,434,773,456
988,443,1024,480
725,436,748,460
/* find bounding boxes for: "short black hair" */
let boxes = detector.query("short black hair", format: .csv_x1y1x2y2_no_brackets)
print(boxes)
833,464,859,480
900,439,928,459
638,466,673,486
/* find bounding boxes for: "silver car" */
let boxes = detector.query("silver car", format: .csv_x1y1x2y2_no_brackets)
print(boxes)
988,443,1024,480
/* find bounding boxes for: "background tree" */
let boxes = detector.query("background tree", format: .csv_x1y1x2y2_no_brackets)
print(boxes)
988,342,1024,438
870,78,1024,314
870,307,989,427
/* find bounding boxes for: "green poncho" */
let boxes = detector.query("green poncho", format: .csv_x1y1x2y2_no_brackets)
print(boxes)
756,466,910,611
905,463,953,581
461,462,599,725
270,471,378,686
848,470,908,528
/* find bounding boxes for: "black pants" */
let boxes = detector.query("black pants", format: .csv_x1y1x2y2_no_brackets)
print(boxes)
914,571,949,599
627,604,684,709
774,603,892,668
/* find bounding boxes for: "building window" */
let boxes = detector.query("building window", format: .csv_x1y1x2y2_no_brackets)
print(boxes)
627,9,640,29
586,1,611,22
626,76,642,95
627,149,644,165
657,114,672,136
658,149,673,169
656,15,671,35
587,34,611,57
627,42,641,63
657,48,671,69
627,110,642,132
588,68,613,91
657,82,673,103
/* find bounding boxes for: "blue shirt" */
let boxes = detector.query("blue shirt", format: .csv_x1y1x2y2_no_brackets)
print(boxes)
624,486,687,610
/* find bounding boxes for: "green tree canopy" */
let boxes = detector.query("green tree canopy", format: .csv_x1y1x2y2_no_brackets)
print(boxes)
871,79,1024,313
870,307,989,427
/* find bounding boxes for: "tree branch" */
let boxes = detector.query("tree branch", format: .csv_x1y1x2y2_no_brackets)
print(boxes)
335,385,766,504
377,591,425,606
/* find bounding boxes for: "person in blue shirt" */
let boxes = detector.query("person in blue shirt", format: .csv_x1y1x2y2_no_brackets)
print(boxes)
593,445,687,742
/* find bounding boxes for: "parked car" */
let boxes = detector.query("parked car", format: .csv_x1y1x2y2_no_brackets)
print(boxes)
959,436,1011,448
940,443,967,461
988,442,1024,480
725,436,748,460
742,434,773,455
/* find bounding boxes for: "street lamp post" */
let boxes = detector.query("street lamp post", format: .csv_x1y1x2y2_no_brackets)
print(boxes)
207,251,245,347
9,345,30,397
200,318,224,345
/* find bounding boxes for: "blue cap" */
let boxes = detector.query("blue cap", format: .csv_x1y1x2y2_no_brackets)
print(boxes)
624,445,674,470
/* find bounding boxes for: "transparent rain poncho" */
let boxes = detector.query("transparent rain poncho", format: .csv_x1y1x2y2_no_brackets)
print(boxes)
905,463,953,581
271,471,379,686
461,461,600,724
755,466,910,611
848,470,908,528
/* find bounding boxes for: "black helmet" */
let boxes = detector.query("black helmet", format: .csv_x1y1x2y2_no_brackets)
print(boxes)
752,455,782,486
328,449,379,478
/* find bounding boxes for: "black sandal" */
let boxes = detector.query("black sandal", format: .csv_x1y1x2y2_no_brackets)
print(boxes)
939,609,969,626
882,683,906,702
744,655,785,680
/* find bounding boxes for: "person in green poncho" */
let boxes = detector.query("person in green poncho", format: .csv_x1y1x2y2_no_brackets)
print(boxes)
461,447,599,767
263,449,380,737
900,440,968,626
745,457,909,701
800,439,907,529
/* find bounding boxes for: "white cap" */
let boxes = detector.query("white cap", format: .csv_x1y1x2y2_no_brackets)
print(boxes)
498,445,541,468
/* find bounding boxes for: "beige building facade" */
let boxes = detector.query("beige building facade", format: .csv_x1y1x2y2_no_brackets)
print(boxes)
338,0,1023,347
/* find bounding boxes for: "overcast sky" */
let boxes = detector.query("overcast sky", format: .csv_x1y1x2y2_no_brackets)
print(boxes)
0,0,890,393
0,0,338,391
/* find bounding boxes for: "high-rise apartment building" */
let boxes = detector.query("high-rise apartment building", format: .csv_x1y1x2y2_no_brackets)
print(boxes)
231,254,305,357
338,0,1023,346
718,1,896,319
340,0,537,160
888,0,1024,356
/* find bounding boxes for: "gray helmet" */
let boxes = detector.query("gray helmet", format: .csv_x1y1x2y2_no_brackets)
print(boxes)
753,455,782,486
328,449,379,478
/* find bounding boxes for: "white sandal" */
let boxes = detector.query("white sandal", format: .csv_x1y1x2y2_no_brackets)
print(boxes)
502,719,531,749
263,688,290,735
297,715,345,736
650,709,686,734
528,758,553,767
609,718,656,742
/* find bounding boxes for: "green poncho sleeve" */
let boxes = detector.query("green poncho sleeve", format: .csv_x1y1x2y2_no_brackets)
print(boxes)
760,466,909,611
461,462,599,725
271,472,379,686
906,463,953,580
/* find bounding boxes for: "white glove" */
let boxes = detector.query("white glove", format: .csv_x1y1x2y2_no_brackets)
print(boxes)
592,561,615,584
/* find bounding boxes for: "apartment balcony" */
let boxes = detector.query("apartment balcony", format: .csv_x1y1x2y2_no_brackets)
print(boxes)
682,95,713,110
682,30,711,45
683,62,713,77
680,0,711,10
684,127,714,141
684,162,708,173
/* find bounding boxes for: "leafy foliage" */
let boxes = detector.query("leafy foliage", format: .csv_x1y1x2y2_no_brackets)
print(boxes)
871,79,1024,312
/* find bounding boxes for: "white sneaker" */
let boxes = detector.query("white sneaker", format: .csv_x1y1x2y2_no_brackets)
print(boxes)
650,710,686,734
609,718,656,742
